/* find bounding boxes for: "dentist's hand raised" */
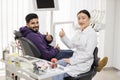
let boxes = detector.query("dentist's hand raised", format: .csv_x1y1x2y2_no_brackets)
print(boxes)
59,28,65,38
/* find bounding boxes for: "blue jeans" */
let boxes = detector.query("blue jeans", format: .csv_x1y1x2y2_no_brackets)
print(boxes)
52,60,69,80
55,50,73,60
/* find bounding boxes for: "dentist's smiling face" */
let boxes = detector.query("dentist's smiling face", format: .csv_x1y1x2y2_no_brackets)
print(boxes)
77,11,90,30
27,18,39,32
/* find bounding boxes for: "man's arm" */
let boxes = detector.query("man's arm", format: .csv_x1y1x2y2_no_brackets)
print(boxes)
43,32,53,44
26,33,59,61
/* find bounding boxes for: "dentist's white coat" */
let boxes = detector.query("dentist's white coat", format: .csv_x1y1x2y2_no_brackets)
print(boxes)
61,26,97,77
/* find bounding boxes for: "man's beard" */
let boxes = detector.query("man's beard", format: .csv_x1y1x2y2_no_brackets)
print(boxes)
31,26,39,32
33,28,39,32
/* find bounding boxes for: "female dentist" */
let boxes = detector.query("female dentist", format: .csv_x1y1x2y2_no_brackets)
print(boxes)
52,9,107,80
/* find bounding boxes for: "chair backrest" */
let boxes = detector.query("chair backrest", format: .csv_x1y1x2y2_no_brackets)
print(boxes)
91,47,98,68
14,30,41,58
91,47,98,77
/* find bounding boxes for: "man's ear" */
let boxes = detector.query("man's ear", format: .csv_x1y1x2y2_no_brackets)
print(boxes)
26,23,29,27
26,23,28,26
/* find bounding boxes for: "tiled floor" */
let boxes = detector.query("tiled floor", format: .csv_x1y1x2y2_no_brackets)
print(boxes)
0,67,120,80
93,67,120,80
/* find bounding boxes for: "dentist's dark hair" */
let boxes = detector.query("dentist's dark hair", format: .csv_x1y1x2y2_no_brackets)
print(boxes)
77,9,91,18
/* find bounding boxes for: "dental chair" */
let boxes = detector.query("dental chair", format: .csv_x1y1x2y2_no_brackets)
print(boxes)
64,47,98,80
14,30,41,58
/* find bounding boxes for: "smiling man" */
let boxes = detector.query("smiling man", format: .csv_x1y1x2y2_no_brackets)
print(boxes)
19,13,60,61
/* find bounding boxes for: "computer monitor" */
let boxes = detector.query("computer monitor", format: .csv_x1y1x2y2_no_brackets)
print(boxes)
34,0,59,11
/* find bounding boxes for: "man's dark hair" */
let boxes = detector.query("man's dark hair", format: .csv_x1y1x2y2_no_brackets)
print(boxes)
77,9,91,18
25,13,38,23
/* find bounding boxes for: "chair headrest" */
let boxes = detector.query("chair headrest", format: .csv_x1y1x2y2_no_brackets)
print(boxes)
14,30,22,40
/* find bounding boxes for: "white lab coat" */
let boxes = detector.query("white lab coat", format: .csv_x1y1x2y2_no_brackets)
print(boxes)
61,26,97,77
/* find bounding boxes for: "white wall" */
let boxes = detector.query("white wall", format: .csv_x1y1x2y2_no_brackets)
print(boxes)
104,0,115,67
104,0,120,68
113,0,120,70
